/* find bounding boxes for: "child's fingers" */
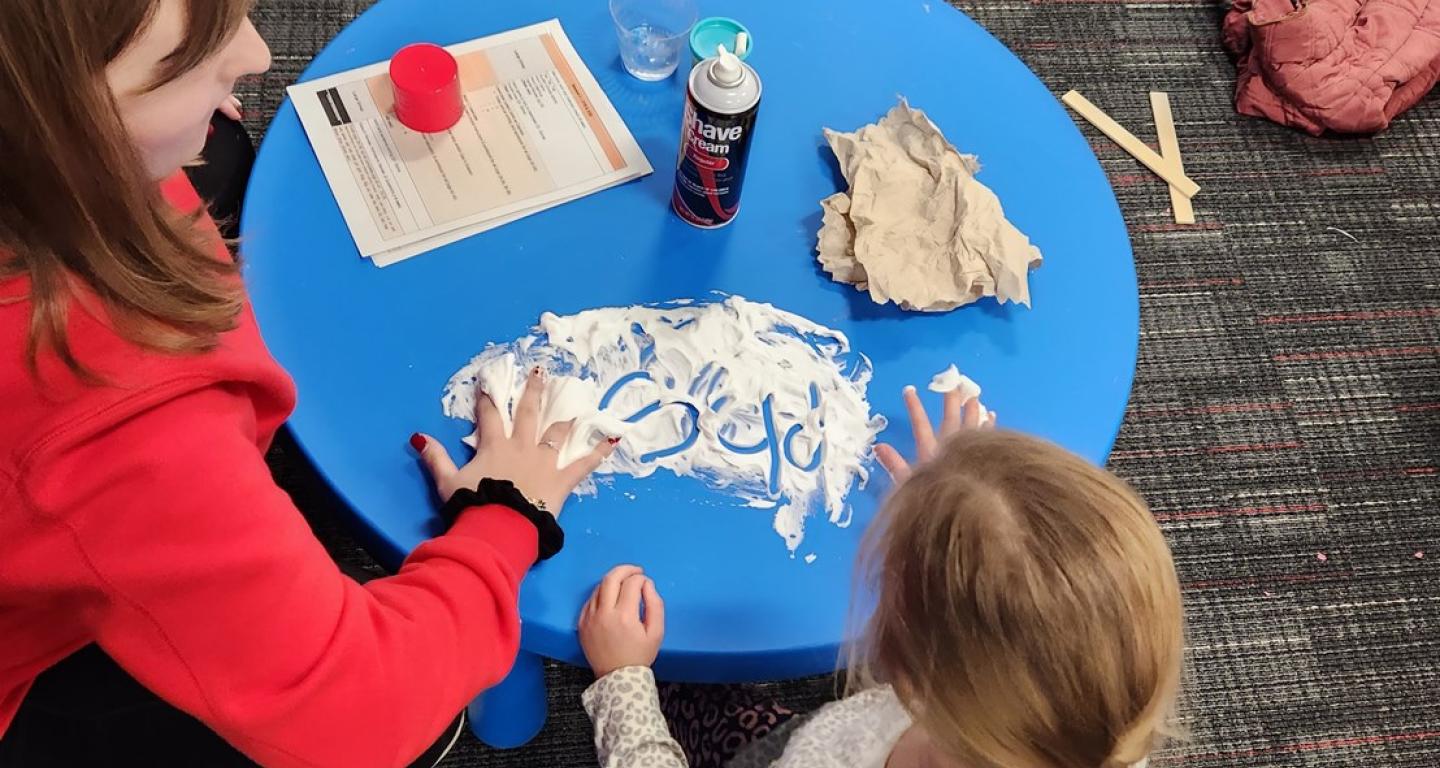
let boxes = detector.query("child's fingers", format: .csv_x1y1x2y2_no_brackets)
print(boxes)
642,579,666,639
599,564,644,607
618,573,646,615
939,388,965,437
986,410,998,429
961,398,983,429
875,444,912,483
903,386,937,460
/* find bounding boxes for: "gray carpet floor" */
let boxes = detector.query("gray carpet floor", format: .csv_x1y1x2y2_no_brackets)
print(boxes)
242,0,1440,765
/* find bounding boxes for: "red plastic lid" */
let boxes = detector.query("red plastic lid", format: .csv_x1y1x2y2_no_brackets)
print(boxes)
389,43,462,133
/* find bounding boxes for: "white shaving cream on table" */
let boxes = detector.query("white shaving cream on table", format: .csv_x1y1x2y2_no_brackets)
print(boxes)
442,296,890,551
928,364,992,426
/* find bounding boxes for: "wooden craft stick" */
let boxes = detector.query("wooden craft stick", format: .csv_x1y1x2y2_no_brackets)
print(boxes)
1149,91,1195,225
1061,90,1200,199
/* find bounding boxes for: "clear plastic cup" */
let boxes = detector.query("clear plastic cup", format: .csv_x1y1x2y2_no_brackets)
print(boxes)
610,0,698,81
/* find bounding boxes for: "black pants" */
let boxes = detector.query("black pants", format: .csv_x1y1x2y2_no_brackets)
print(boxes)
0,115,465,768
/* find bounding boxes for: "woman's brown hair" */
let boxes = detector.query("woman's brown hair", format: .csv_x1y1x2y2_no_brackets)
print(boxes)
851,430,1184,768
0,0,253,380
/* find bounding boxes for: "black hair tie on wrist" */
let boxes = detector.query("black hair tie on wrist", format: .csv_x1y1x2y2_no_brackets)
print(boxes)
440,479,564,562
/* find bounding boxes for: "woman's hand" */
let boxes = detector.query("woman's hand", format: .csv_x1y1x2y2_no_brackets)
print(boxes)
578,565,665,679
412,368,616,516
875,385,996,483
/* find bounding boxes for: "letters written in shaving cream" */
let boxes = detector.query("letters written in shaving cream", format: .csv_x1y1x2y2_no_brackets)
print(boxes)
443,296,887,552
443,297,992,556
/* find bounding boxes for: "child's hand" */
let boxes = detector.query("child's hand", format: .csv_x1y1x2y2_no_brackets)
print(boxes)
579,565,665,679
876,385,996,482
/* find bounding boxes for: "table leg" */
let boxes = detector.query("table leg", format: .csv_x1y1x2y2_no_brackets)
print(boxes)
468,650,548,748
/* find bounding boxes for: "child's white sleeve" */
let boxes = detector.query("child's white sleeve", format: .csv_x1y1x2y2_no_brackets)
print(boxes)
581,666,689,768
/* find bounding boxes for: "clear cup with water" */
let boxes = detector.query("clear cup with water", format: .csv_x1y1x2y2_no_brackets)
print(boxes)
610,0,698,81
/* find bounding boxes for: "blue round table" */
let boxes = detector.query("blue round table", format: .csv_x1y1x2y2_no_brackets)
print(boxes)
242,0,1137,748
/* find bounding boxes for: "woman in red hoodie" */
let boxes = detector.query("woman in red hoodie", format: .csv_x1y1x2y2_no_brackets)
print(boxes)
0,2,615,766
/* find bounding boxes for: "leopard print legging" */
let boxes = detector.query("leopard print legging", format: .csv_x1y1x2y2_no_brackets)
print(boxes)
658,683,796,768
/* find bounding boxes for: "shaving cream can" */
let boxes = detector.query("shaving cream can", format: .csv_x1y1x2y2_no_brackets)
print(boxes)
672,52,761,228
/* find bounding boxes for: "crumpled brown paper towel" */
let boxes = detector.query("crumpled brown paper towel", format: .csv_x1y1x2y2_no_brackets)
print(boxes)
817,99,1043,311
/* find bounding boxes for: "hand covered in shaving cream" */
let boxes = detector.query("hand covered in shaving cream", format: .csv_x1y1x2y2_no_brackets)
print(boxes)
413,367,617,516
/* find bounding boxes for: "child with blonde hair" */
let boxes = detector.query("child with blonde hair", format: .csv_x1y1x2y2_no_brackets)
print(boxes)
578,386,1184,768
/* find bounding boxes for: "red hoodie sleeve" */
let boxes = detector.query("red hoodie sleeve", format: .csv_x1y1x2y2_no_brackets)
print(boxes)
20,381,535,768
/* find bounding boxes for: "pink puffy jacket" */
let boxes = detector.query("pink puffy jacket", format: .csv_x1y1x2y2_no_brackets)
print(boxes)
1223,0,1440,134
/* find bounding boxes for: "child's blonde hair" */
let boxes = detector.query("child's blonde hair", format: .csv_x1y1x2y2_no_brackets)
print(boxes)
851,430,1184,768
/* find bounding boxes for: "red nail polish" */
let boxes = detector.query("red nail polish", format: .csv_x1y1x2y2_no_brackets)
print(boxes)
409,433,426,452
607,436,622,445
